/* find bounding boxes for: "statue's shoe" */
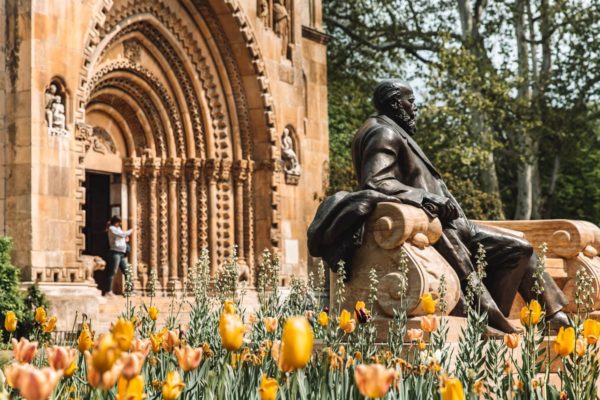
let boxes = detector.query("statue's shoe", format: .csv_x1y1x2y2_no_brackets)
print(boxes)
546,311,571,333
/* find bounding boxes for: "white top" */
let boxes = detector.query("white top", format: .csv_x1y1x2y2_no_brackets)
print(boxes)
108,225,132,253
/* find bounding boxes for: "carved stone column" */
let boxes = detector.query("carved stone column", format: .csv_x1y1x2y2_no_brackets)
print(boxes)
186,158,202,279
205,159,220,276
233,160,248,265
165,158,182,290
145,158,162,291
245,159,256,282
123,157,141,290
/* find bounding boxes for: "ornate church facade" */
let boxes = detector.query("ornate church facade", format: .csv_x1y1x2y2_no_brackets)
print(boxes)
0,0,328,319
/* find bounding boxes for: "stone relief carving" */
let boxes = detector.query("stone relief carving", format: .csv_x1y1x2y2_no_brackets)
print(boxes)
257,0,270,24
45,82,68,137
281,126,300,184
123,39,142,63
89,127,117,154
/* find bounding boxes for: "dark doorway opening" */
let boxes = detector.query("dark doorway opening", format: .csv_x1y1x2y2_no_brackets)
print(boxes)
84,172,111,257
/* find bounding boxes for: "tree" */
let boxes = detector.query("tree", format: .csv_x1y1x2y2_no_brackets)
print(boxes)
325,0,600,221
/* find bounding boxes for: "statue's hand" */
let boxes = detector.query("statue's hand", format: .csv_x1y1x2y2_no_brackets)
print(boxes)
423,196,459,223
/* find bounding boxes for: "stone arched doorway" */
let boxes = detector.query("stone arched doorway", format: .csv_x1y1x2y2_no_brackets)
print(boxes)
74,0,279,294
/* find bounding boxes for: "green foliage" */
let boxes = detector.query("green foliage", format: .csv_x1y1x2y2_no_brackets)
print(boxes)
0,237,25,342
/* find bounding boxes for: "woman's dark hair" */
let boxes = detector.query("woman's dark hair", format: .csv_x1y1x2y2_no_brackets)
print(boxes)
110,215,122,225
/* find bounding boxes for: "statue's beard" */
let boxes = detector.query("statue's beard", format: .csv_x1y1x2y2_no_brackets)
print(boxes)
389,108,417,136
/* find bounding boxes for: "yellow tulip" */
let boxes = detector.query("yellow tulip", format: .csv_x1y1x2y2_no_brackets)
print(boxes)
440,376,465,400
280,316,313,370
162,371,185,400
318,311,329,327
554,326,575,357
354,364,396,398
504,334,519,349
354,301,371,324
150,332,163,353
148,306,159,321
78,323,94,353
219,313,245,351
4,311,17,332
117,375,144,400
35,307,47,324
420,293,438,315
63,360,77,378
43,316,57,333
112,318,135,351
339,309,356,334
520,300,542,326
583,319,600,345
223,299,236,314
258,375,278,400
90,334,121,373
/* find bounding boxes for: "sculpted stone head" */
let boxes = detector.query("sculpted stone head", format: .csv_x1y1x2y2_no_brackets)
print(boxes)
373,79,418,135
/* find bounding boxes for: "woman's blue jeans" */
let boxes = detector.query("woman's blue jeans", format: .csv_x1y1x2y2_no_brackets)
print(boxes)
104,250,128,294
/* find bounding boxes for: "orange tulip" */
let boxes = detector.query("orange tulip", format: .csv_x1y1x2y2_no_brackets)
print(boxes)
117,375,144,400
354,364,396,398
554,326,576,357
162,371,185,400
130,338,152,358
12,337,38,364
576,338,586,357
89,334,121,373
46,346,77,372
4,363,62,400
219,313,245,351
504,334,519,349
162,330,180,353
406,329,423,342
121,352,146,380
420,315,439,333
583,319,600,345
174,345,203,371
264,317,278,333
4,311,17,332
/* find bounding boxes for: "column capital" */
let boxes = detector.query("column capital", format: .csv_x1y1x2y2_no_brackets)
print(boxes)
204,159,220,183
220,159,232,181
233,159,249,183
165,157,182,180
144,157,162,178
185,158,202,181
123,157,142,179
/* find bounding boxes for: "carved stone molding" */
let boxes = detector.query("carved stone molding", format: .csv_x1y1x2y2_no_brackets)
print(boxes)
123,39,142,63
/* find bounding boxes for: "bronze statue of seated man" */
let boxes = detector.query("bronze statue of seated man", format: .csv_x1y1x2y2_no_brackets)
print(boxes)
309,79,569,333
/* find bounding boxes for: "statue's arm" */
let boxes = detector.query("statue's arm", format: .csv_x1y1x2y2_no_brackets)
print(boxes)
360,128,443,207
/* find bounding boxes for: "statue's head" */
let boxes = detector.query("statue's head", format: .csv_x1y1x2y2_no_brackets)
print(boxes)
373,80,417,135
48,83,58,94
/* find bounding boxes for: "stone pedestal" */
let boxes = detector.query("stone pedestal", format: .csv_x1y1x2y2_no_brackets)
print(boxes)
330,202,461,333
22,282,105,332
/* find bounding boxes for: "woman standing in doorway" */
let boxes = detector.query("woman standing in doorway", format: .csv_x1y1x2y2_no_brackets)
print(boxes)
104,215,132,296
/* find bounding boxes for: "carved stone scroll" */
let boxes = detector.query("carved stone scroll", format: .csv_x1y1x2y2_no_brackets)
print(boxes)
330,202,461,324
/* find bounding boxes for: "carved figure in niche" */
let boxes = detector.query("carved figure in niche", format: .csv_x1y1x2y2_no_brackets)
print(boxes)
273,0,290,57
281,127,300,178
257,0,269,23
308,80,570,333
45,82,68,136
